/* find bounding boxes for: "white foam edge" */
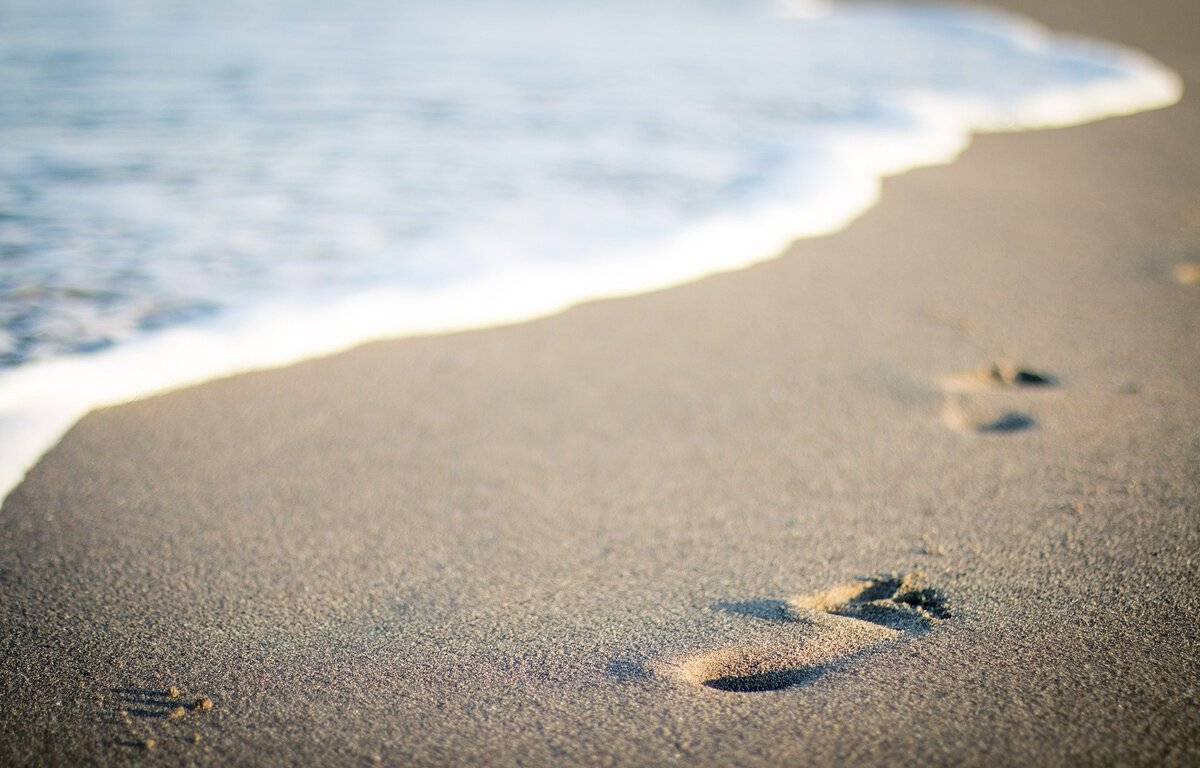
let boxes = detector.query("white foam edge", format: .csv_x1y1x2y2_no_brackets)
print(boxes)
0,18,1181,504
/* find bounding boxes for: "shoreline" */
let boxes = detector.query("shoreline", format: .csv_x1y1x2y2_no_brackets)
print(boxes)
3,0,1199,765
0,3,1182,504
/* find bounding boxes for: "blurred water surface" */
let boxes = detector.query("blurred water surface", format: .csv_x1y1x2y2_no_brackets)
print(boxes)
0,0,1165,367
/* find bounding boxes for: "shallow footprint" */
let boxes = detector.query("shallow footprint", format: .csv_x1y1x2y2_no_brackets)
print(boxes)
788,572,950,629
941,395,1036,434
661,573,947,694
940,361,1057,393
938,360,1057,434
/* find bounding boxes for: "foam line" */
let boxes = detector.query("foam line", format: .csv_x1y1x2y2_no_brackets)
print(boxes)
0,3,1182,502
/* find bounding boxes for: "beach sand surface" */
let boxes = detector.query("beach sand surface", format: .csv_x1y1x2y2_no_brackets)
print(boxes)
2,0,1199,764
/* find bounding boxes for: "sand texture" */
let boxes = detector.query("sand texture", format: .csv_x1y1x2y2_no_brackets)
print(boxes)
2,0,1199,765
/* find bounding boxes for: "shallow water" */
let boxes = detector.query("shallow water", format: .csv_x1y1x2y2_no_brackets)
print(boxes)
0,0,1181,496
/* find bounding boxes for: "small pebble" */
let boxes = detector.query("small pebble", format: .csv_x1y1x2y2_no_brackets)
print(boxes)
196,697,214,712
168,706,187,720
168,686,182,699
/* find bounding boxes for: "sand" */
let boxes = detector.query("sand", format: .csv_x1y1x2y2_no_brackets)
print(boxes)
2,0,1199,765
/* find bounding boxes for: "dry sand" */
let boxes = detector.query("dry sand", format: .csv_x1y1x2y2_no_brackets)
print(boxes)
2,0,1199,765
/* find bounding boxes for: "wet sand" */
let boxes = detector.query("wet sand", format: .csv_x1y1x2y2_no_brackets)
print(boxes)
2,0,1199,764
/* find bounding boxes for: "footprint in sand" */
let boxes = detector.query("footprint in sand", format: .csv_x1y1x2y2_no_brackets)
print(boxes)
938,361,1056,434
107,687,216,751
659,573,948,694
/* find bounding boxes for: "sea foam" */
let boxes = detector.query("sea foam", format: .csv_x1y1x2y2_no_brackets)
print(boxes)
0,1,1182,500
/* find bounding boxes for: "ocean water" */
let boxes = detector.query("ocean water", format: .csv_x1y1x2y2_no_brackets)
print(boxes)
0,0,1181,496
